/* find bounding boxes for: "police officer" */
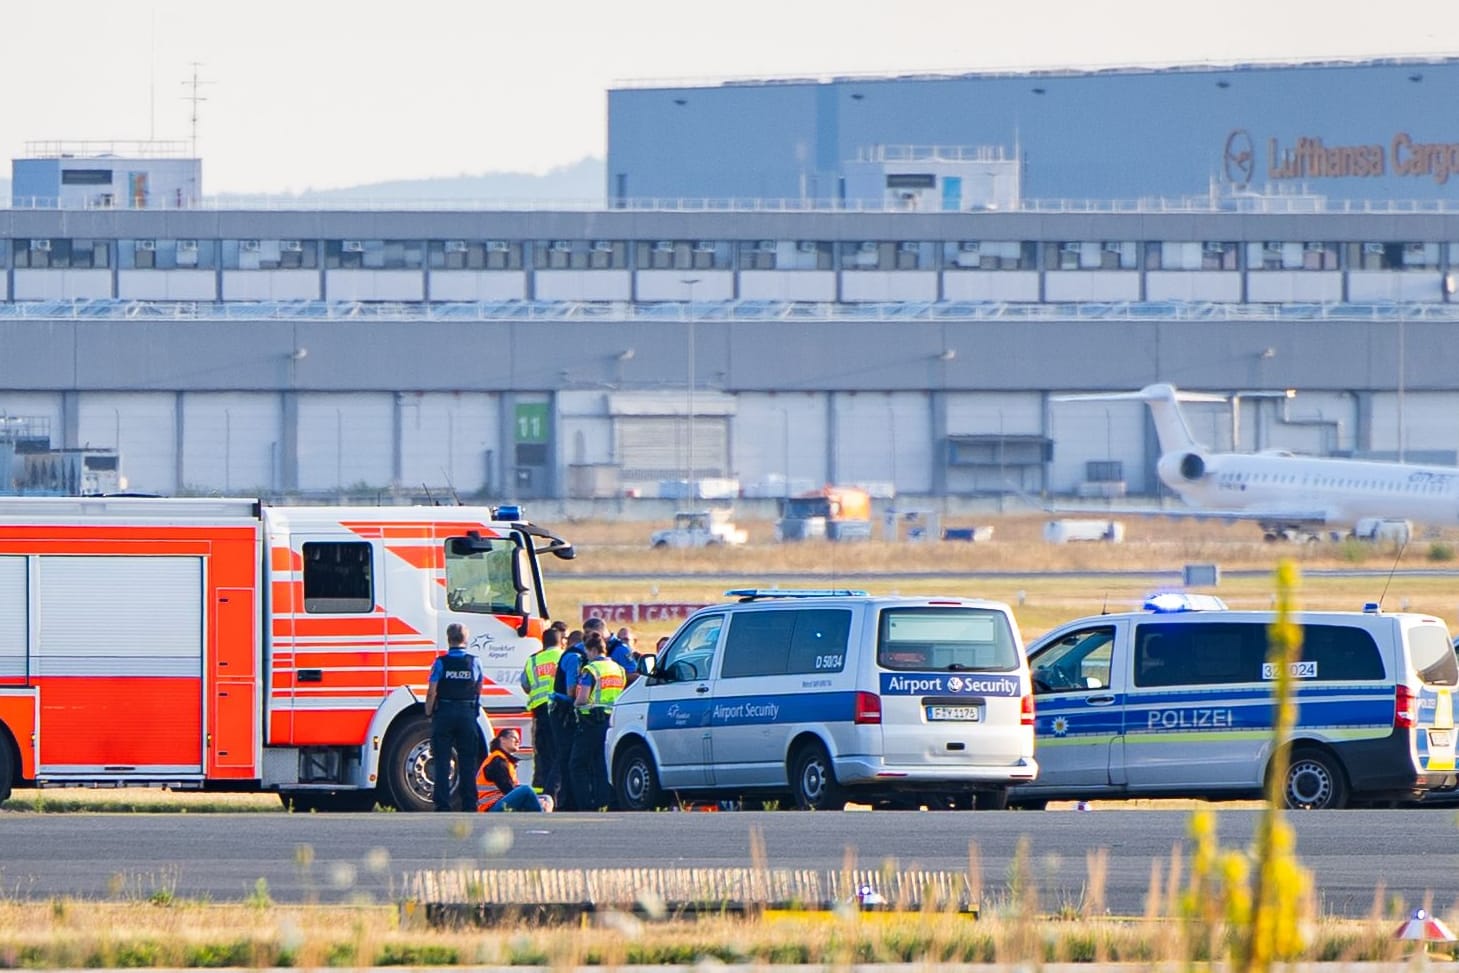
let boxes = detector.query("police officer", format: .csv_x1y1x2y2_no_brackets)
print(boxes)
607,626,637,679
571,631,626,811
549,630,589,810
424,622,482,812
519,627,563,799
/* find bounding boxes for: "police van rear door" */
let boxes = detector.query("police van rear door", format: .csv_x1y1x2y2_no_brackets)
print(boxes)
1404,618,1457,776
876,604,1028,772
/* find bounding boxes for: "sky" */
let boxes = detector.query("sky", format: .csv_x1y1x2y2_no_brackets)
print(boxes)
4,0,1458,195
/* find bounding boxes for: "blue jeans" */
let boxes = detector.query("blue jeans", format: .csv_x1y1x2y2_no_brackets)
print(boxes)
486,784,543,812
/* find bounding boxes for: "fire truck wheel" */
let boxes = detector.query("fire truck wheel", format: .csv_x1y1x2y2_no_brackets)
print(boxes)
0,735,12,804
383,716,445,812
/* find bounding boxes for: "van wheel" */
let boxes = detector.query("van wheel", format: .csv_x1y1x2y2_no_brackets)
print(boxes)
791,742,846,811
1282,749,1348,810
383,715,455,812
614,743,663,811
973,787,1009,810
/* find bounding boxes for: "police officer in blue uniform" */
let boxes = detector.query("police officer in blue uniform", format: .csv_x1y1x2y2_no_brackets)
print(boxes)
549,629,589,811
424,623,483,812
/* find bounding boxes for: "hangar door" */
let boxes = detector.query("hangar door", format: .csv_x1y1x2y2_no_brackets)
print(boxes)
616,417,729,483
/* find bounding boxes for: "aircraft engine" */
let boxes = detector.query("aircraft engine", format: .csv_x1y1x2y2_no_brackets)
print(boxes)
1158,451,1207,483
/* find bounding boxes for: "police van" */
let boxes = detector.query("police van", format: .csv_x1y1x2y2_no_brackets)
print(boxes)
605,589,1037,811
1010,596,1459,810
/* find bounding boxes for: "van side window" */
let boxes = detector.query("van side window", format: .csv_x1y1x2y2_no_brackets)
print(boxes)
721,610,796,677
1300,624,1385,681
720,608,852,678
658,614,724,682
1135,623,1267,687
878,607,1018,671
1030,625,1114,693
1407,624,1459,686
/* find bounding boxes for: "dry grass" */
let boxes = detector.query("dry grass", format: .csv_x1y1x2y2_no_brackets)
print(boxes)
0,790,283,814
0,894,1423,968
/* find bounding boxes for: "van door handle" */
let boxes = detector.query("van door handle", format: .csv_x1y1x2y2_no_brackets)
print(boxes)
695,685,710,694
1085,695,1116,706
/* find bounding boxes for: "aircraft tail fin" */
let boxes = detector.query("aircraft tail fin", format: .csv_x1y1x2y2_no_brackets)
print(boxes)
1053,384,1224,455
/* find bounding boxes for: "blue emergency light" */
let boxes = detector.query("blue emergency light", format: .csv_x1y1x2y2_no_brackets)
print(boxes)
492,504,523,521
1143,592,1228,613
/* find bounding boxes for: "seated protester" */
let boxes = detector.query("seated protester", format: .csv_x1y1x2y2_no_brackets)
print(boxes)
476,727,544,812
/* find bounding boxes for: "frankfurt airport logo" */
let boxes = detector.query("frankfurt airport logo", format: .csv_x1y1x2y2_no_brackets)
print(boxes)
1223,129,1255,187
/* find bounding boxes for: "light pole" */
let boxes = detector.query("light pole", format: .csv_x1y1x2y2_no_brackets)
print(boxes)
681,278,700,502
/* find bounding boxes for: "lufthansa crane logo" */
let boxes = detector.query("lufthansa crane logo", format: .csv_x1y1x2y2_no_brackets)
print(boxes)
1224,129,1255,187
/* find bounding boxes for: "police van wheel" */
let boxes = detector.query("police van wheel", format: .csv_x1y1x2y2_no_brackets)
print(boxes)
1282,749,1348,810
614,744,663,811
791,742,846,811
384,716,445,813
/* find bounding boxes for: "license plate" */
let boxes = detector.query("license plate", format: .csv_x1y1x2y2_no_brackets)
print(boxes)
1431,730,1453,749
926,705,980,722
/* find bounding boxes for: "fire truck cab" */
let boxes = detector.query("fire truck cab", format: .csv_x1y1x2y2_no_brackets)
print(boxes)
0,496,573,811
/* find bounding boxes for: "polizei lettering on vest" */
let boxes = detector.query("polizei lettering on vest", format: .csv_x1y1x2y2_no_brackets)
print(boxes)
443,670,476,679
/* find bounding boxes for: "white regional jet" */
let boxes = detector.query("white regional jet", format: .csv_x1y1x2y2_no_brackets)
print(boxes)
1055,384,1459,540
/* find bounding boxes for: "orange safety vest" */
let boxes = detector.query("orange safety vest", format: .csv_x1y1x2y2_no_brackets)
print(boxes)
476,749,518,812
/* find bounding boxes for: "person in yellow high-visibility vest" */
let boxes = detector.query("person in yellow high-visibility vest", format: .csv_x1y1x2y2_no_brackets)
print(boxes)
518,628,563,802
571,632,626,811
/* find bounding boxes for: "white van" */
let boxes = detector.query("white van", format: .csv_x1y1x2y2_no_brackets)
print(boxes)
1011,598,1458,810
606,589,1037,811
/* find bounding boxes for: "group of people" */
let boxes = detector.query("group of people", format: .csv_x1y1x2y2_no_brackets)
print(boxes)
521,616,640,811
423,617,640,812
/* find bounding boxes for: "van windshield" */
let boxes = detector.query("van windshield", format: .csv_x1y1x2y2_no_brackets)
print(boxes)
877,607,1019,671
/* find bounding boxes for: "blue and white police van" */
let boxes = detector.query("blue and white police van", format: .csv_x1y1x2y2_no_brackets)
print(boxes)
606,590,1037,810
1010,596,1458,810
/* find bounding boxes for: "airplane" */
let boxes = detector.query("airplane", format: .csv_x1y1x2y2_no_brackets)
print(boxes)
1053,384,1459,540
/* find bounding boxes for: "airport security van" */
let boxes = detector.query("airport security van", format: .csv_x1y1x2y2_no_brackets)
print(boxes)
606,589,1037,811
1010,596,1459,810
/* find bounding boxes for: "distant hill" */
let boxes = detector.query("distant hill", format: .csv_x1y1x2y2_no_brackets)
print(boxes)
220,157,606,205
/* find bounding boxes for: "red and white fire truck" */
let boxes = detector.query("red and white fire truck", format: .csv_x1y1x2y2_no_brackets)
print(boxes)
0,496,574,811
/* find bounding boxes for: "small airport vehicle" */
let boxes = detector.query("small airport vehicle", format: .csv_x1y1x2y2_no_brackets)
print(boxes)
0,496,574,811
1010,594,1458,810
606,589,1037,811
776,486,873,541
650,509,748,548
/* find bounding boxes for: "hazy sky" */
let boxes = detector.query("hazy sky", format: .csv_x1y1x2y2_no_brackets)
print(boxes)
5,0,1456,194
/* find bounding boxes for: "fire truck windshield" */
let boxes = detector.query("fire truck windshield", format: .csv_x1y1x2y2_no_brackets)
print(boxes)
444,535,520,614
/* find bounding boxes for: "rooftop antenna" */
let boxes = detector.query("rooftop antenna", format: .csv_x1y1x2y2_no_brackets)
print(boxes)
181,61,212,157
1375,534,1410,612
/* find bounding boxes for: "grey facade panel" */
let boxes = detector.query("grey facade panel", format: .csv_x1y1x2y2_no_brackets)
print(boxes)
2,315,1452,395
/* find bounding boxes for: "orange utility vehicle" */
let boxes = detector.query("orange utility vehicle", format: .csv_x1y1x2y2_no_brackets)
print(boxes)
776,485,874,541
0,496,573,811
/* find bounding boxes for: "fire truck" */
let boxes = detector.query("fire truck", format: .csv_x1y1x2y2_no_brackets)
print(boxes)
0,496,574,811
